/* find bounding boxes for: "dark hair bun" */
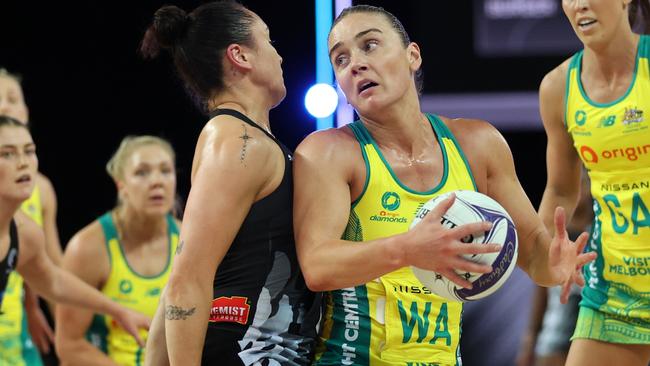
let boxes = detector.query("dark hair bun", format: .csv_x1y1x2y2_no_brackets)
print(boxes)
140,5,188,59
152,6,189,48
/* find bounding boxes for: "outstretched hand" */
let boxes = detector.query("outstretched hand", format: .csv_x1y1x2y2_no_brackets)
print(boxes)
405,193,502,289
546,207,596,302
113,307,152,347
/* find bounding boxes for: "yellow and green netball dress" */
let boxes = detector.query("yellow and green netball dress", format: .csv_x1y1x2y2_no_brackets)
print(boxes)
315,114,476,366
0,186,44,366
565,34,650,344
87,212,179,365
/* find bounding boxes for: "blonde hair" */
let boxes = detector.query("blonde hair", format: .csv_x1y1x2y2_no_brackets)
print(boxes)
106,135,176,181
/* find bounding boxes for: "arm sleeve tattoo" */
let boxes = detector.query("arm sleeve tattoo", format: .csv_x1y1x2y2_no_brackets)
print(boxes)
165,305,196,320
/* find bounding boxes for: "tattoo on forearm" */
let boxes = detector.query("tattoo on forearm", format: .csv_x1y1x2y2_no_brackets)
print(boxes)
239,124,251,164
165,305,196,320
175,240,184,255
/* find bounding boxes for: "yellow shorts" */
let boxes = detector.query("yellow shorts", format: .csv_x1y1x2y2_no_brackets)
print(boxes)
572,306,650,344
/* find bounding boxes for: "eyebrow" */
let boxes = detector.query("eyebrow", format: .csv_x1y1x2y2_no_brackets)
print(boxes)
133,160,173,167
0,143,35,149
329,28,383,58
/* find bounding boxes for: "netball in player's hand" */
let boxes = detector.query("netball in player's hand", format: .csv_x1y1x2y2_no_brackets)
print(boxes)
403,193,501,289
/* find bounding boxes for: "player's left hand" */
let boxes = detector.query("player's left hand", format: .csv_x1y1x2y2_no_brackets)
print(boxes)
113,307,151,347
547,207,596,302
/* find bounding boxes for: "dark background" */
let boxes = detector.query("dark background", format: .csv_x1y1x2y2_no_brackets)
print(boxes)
1,0,576,248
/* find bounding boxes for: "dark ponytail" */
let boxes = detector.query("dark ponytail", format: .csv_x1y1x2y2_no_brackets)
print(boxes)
141,1,255,110
140,6,189,58
629,0,650,34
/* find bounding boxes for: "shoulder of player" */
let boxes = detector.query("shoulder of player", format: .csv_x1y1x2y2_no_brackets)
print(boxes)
13,211,44,257
35,172,54,193
35,172,57,207
60,220,110,284
440,116,504,147
540,58,571,101
64,220,108,264
538,58,573,127
439,116,510,163
198,115,276,167
295,126,358,162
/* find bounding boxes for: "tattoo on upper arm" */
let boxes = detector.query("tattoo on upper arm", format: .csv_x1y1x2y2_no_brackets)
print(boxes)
165,305,196,320
239,124,252,165
175,240,184,255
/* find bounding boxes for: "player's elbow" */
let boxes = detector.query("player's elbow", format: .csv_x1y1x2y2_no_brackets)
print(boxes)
297,248,332,292
302,269,330,292
543,184,580,202
164,269,208,305
30,264,64,304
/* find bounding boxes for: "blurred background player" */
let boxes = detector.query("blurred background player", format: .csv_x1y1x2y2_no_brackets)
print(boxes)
538,0,650,364
55,135,180,365
0,116,151,361
0,67,62,365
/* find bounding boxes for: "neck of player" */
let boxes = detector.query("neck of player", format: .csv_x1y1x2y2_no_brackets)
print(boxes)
114,205,167,245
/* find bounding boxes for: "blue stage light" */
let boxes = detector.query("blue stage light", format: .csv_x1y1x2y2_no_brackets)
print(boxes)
305,83,338,118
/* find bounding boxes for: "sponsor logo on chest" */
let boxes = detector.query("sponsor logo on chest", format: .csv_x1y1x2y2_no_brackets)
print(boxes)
572,106,647,137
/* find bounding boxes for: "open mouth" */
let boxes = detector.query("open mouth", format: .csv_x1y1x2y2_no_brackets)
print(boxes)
149,194,165,203
578,19,597,29
15,174,31,184
359,81,378,94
